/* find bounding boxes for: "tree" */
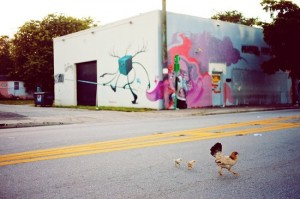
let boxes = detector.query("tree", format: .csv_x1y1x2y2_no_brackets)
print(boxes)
211,10,261,26
0,35,13,75
10,14,97,93
260,0,300,103
261,0,299,18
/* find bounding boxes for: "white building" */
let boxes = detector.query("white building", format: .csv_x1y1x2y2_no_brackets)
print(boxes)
53,10,291,110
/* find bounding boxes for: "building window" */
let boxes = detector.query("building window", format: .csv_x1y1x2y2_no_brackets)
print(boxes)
241,45,260,56
1,82,7,88
14,82,19,90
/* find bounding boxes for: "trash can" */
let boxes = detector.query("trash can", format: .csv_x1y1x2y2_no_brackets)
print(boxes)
34,92,54,107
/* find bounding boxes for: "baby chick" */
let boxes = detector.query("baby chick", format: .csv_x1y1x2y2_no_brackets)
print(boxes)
186,160,196,170
174,158,182,167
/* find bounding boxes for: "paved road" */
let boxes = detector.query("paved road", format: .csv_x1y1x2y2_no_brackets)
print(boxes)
0,109,299,198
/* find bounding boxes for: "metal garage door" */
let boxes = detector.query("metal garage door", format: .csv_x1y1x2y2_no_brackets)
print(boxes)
76,61,97,106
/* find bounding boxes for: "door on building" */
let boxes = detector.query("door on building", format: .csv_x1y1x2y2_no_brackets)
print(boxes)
76,61,97,106
211,72,223,106
209,62,226,107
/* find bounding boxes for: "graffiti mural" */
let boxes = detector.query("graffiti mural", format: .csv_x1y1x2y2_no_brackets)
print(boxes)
99,45,150,104
147,32,245,109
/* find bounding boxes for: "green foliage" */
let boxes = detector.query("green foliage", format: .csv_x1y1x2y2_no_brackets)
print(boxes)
261,0,300,103
0,35,13,75
0,99,34,105
261,0,299,18
261,0,300,78
9,14,97,92
54,105,155,112
211,10,262,26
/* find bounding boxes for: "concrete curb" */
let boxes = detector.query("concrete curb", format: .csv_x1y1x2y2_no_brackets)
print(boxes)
1,105,299,129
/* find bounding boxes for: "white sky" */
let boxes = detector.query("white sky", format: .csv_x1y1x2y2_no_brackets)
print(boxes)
1,0,300,37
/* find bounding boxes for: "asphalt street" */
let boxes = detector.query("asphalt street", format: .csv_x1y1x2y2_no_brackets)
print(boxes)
0,109,299,199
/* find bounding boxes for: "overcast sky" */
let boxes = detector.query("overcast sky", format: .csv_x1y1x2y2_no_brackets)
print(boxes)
1,0,300,37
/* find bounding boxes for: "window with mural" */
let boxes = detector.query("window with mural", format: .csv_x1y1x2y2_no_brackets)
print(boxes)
1,82,7,88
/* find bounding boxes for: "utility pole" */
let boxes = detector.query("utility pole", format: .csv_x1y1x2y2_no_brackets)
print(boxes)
162,0,167,63
162,0,168,109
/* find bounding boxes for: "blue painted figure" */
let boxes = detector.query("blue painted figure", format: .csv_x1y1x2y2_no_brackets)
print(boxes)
100,46,150,104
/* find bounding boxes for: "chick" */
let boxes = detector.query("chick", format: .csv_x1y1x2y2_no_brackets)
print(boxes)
186,160,196,170
174,158,182,167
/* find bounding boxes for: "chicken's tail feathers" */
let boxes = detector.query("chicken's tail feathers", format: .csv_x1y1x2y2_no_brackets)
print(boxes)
210,142,222,157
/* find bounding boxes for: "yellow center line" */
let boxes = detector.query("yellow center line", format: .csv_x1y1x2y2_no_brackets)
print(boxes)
0,115,299,166
2,115,297,159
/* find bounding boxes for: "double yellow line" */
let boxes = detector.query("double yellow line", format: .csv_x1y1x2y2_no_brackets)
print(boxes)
1,115,299,166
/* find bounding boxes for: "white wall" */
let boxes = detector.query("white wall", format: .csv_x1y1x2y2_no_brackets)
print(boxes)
54,10,163,109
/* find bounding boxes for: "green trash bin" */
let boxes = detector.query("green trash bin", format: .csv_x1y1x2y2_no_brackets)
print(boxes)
34,92,54,107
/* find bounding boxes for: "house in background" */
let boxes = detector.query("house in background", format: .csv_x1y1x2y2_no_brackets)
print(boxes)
0,75,33,99
53,10,291,110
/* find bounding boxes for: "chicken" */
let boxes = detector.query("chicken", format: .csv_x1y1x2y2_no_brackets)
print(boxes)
186,160,196,170
174,158,182,167
210,142,239,176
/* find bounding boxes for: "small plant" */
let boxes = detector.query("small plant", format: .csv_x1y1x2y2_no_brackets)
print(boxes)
0,99,155,112
55,105,155,112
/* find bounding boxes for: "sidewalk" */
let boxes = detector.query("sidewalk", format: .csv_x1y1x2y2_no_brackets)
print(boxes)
0,104,299,129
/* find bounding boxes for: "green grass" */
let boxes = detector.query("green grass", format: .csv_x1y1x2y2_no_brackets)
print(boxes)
0,99,155,112
55,105,155,112
0,99,34,105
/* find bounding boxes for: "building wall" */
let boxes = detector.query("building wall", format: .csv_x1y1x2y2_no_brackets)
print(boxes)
154,12,291,108
54,10,291,110
54,11,163,109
